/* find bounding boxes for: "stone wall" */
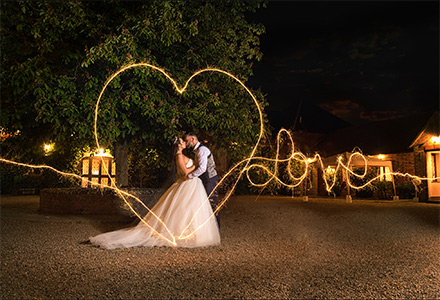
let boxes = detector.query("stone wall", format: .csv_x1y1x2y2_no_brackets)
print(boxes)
118,187,166,216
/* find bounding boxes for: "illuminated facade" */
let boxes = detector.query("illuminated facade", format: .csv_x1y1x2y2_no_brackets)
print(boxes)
301,111,439,201
322,152,397,197
410,112,440,201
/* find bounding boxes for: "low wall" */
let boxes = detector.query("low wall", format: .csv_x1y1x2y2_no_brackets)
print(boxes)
119,187,167,216
40,187,166,215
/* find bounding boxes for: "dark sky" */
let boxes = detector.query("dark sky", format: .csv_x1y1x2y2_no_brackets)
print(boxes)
247,1,439,128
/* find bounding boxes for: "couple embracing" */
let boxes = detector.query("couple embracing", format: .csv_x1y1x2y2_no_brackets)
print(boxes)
89,133,221,249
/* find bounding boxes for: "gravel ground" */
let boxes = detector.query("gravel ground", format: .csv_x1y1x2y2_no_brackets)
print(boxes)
1,194,439,299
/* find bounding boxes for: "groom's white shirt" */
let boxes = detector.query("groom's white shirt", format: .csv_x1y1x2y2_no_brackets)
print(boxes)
188,142,210,179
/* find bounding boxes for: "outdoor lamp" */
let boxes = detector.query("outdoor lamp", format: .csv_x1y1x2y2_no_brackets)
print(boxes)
81,149,116,188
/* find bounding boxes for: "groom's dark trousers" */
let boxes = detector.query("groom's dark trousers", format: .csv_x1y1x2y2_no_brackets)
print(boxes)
200,173,220,227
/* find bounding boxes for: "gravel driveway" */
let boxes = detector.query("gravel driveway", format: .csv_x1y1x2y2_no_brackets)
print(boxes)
1,194,439,299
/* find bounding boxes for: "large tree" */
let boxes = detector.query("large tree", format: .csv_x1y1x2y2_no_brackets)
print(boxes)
1,1,267,187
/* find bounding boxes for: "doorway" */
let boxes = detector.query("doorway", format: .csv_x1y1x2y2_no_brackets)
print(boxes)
426,151,440,200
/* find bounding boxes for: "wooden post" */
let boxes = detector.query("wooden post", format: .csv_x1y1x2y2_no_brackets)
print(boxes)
346,169,352,203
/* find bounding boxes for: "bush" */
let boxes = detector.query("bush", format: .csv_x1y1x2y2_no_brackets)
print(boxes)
1,136,85,194
373,181,394,199
0,163,25,194
395,182,416,199
355,185,374,198
350,167,379,199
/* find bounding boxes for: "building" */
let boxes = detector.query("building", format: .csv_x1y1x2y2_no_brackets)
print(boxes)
314,112,439,201
409,112,440,201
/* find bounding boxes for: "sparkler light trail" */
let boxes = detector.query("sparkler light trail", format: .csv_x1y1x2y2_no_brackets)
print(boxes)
0,157,178,246
92,63,264,244
1,63,438,246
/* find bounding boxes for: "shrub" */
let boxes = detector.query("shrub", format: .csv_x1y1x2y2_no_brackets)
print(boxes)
373,181,394,199
350,167,379,199
395,182,416,199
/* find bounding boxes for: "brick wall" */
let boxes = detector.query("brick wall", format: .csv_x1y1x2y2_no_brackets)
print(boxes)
413,146,427,177
386,152,415,174
413,146,429,201
386,149,428,201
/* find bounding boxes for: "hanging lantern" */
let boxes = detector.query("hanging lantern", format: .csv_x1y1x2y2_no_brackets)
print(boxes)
81,149,116,188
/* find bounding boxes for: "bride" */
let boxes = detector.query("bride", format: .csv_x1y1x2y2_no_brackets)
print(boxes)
89,137,220,249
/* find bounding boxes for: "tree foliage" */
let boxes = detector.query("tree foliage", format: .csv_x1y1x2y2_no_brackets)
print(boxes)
1,1,268,186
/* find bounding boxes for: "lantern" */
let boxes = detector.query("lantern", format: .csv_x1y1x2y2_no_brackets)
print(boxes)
81,150,116,188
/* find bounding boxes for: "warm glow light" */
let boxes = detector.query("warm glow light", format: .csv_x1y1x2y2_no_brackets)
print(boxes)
1,63,439,247
0,129,20,141
326,166,336,174
43,143,54,155
95,148,109,156
91,148,112,157
377,154,385,160
431,136,440,144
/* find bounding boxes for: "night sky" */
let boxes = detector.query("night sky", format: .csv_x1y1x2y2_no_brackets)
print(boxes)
247,1,439,129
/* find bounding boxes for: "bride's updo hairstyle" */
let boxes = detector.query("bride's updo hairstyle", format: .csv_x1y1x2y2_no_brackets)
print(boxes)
171,136,181,156
171,136,179,145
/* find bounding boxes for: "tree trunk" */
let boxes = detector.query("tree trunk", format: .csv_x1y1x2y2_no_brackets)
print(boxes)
114,138,129,187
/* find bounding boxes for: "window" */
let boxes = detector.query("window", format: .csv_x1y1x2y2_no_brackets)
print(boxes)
379,166,392,181
432,153,440,182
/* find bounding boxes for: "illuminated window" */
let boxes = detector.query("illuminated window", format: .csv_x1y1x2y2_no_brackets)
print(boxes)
379,166,392,181
432,153,440,182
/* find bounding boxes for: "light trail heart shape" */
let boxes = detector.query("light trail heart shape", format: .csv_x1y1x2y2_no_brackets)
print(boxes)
93,63,265,246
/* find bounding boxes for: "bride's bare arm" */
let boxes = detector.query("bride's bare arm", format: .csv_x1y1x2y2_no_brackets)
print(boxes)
186,165,195,174
177,156,194,176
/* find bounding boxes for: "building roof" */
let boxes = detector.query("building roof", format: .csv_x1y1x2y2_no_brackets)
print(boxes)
268,99,351,133
315,112,437,156
410,111,439,148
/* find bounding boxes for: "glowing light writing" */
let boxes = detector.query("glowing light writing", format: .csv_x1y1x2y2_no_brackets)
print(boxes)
1,63,439,246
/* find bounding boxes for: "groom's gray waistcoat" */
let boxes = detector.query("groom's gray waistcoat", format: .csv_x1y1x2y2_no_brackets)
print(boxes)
196,144,217,179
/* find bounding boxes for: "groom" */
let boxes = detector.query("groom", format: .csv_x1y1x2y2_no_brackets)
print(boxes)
184,132,220,227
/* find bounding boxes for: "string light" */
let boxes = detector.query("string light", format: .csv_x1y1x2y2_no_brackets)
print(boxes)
1,63,439,246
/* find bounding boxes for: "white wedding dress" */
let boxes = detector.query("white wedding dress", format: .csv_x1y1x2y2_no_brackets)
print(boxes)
89,159,220,249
